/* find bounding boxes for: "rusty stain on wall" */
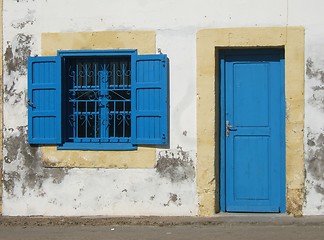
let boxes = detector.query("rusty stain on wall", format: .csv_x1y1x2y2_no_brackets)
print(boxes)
4,34,33,75
3,126,68,198
155,146,195,183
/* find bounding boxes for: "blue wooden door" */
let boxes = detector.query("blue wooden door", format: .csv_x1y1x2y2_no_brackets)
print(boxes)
220,49,285,212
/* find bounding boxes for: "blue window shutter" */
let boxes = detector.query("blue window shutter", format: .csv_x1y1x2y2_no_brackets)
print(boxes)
28,56,61,144
131,54,169,145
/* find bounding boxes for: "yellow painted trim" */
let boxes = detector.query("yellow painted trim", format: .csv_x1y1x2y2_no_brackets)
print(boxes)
42,31,156,55
41,31,157,168
197,27,305,216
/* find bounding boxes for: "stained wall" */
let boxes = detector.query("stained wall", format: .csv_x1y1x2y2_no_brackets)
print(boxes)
2,0,324,216
0,0,3,214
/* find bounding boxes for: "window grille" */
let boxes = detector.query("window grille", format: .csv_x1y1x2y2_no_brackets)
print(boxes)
66,57,132,143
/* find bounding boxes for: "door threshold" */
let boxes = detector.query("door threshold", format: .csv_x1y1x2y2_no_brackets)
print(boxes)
214,212,292,223
216,212,288,217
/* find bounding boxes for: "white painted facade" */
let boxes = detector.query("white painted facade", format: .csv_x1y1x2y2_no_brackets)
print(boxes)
2,0,324,215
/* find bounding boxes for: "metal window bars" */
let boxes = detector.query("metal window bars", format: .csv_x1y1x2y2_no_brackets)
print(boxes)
67,57,131,143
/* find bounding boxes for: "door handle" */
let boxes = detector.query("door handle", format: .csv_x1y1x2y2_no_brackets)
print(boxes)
226,120,237,136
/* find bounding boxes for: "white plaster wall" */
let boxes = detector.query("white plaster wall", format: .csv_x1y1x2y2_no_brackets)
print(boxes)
303,39,324,215
5,168,196,216
293,1,324,215
3,0,324,215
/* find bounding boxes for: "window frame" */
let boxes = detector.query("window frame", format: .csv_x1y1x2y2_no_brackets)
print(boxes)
28,49,169,151
58,50,137,150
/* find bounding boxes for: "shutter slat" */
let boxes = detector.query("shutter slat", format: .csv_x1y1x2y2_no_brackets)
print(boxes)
28,56,61,144
131,54,169,145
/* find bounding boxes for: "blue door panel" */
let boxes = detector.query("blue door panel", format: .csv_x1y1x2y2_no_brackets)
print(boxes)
233,136,270,201
220,49,285,212
233,63,269,127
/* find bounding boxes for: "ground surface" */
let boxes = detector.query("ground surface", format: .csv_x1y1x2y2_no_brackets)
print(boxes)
0,224,324,240
0,215,323,240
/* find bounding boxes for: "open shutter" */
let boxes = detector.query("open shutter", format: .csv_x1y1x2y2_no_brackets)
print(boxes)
28,56,61,144
131,54,169,145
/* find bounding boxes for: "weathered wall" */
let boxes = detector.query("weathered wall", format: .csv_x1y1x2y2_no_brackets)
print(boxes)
296,1,324,215
2,28,197,214
2,0,197,216
0,0,3,214
304,49,324,214
2,0,324,216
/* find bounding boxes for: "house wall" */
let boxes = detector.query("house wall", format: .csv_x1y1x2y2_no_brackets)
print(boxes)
0,0,3,214
2,0,324,216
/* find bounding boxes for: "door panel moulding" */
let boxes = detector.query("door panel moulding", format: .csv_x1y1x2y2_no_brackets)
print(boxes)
219,49,285,212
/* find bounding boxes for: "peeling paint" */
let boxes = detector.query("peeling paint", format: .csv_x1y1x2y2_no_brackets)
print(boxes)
306,56,324,208
4,34,33,75
3,126,69,198
3,78,24,104
314,184,324,195
304,128,324,213
306,58,324,114
3,0,320,217
307,139,316,147
3,171,21,196
4,43,14,75
155,146,195,183
11,10,35,29
307,133,324,182
306,58,324,83
164,193,182,206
